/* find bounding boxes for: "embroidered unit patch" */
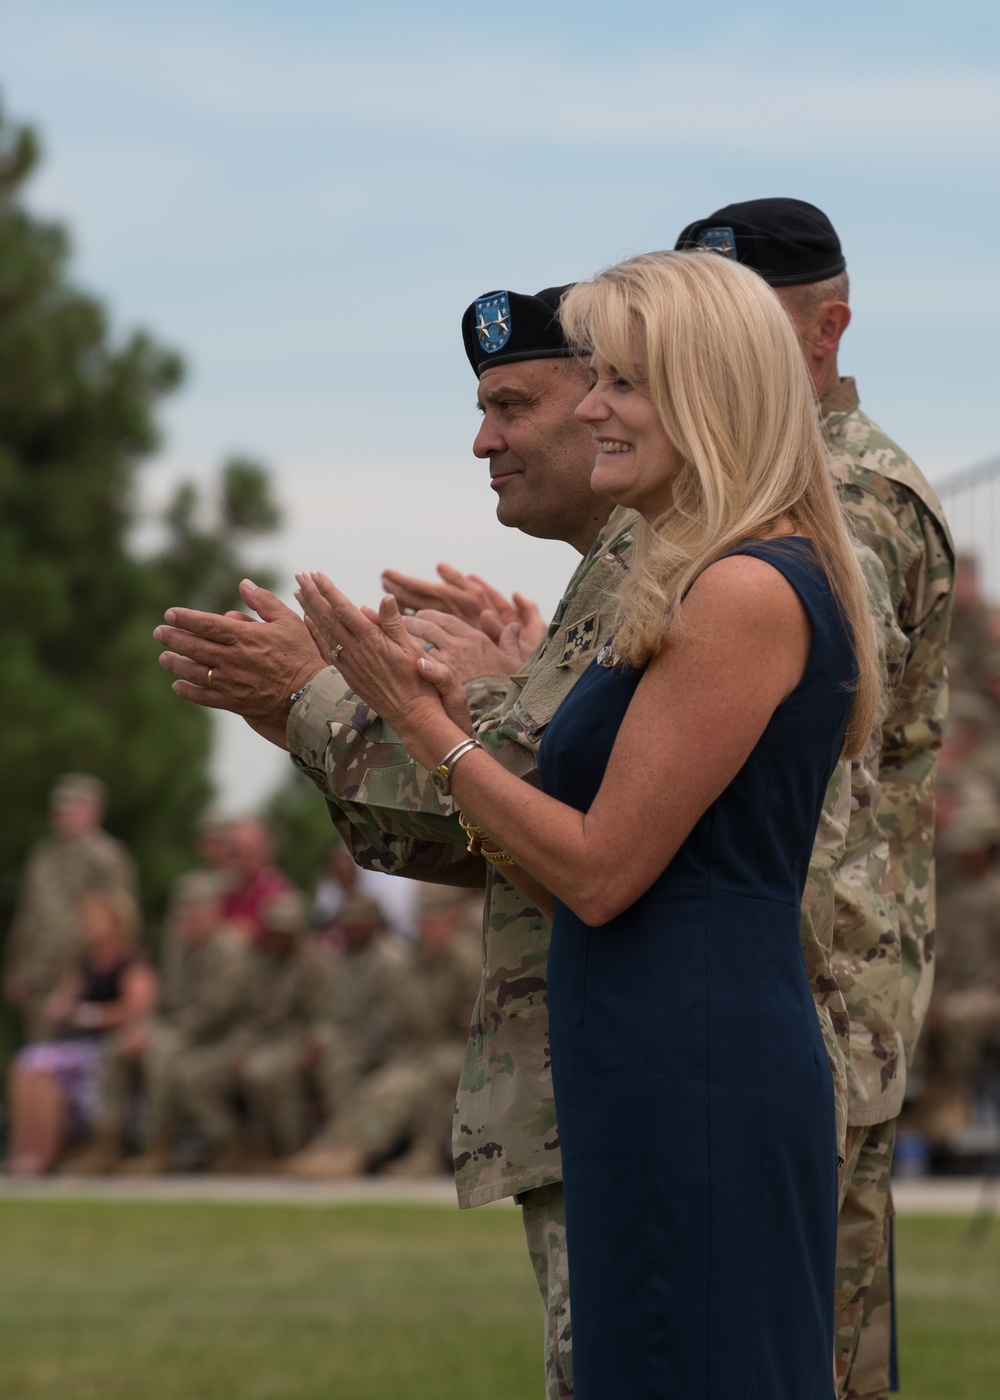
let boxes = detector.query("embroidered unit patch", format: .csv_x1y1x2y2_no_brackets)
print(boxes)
557,613,599,667
474,293,512,355
694,226,737,259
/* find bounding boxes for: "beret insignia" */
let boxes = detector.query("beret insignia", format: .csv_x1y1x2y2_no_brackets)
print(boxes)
474,293,512,356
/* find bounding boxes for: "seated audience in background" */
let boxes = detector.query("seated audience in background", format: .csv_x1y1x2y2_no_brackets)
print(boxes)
287,884,481,1179
5,888,156,1175
285,892,410,1177
311,841,417,944
72,869,253,1175
919,798,1000,1145
218,817,292,941
4,773,137,1043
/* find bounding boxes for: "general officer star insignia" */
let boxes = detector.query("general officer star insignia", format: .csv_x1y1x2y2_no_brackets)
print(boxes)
557,613,599,667
474,292,512,354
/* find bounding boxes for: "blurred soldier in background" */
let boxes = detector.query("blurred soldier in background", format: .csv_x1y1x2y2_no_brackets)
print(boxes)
936,693,1000,840
4,774,137,1042
290,884,482,1179
311,841,417,944
237,890,334,1161
947,552,1000,695
192,811,235,877
218,817,292,941
286,892,409,1174
920,800,1000,1144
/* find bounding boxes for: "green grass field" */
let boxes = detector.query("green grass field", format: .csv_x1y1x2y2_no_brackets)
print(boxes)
0,1201,997,1399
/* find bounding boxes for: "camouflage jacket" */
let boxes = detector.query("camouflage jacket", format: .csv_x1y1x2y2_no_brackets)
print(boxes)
801,544,908,1148
4,830,137,992
246,939,334,1042
159,928,255,1047
935,867,1000,1000
392,932,483,1049
328,932,410,1074
288,506,635,1205
823,379,955,1081
288,504,865,1193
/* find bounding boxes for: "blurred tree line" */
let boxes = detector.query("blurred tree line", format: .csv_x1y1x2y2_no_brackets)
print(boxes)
0,100,294,935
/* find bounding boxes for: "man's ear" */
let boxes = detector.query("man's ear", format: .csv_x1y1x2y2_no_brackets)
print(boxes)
813,300,851,357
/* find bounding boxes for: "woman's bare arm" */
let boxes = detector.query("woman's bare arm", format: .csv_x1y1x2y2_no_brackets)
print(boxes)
296,555,811,926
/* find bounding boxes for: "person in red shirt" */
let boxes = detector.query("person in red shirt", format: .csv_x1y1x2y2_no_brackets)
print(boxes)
219,818,293,942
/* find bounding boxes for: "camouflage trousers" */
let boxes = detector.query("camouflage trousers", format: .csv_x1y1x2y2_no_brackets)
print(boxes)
327,1042,466,1163
95,1021,179,1141
519,1181,573,1400
835,1118,897,1400
241,1035,314,1156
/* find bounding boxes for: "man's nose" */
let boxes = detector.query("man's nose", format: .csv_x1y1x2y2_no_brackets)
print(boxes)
473,419,506,458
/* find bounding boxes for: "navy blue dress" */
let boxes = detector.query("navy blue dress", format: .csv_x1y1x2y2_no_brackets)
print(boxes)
537,539,851,1400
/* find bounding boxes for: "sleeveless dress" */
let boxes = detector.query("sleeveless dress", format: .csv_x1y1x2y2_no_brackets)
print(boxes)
536,539,853,1400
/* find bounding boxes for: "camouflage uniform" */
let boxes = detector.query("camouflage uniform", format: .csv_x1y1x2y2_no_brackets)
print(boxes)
288,503,867,1399
238,928,335,1156
920,803,1000,1139
131,925,254,1148
172,902,332,1158
4,828,137,1042
324,894,482,1167
823,378,955,1400
288,506,633,1397
810,544,908,1164
311,910,411,1124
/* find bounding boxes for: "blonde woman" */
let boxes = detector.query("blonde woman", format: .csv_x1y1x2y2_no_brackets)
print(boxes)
295,251,880,1400
6,889,155,1176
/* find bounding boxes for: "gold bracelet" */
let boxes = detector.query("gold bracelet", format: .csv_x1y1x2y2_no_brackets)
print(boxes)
458,812,515,868
459,811,486,856
481,846,517,869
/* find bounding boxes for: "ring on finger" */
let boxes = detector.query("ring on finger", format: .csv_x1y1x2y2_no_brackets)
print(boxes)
422,641,437,653
206,668,213,688
329,644,344,663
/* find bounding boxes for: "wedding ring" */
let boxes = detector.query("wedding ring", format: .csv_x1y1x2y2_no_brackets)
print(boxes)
422,641,437,653
329,644,344,663
206,668,213,688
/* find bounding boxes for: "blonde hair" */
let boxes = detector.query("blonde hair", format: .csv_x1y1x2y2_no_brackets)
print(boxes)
559,250,881,759
79,887,142,949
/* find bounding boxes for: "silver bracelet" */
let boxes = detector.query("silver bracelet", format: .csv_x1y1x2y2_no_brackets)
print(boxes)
431,737,483,794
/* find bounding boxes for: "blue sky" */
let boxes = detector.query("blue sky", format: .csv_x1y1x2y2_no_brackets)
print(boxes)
3,1,999,806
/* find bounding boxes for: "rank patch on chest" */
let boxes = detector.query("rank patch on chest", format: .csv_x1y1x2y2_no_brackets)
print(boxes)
557,613,600,667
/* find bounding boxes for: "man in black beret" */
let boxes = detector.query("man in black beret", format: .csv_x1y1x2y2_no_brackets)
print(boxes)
679,197,955,1400
157,281,637,1398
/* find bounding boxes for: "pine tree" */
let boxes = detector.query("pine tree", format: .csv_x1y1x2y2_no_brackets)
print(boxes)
0,101,282,931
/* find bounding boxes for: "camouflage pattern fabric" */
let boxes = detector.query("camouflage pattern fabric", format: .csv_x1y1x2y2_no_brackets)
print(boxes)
920,863,1000,1133
311,931,410,1117
96,926,253,1141
4,829,137,1041
834,1118,896,1400
325,923,482,1160
287,505,638,1206
824,378,955,1074
176,937,333,1154
287,500,901,1191
807,545,908,1155
520,1181,573,1400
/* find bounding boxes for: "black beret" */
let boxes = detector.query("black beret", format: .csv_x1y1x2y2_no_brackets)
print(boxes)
674,198,846,288
462,284,576,376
